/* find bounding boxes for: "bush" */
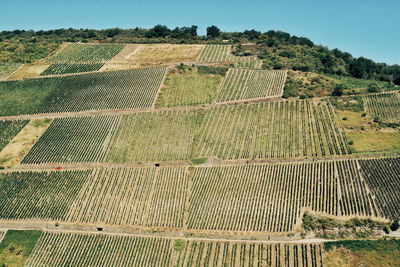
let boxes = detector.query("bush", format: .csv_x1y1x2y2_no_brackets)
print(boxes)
390,220,399,231
332,83,346,96
197,65,228,76
367,83,381,93
349,140,354,145
361,112,367,117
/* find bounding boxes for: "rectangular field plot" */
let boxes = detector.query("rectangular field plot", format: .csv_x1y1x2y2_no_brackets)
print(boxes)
46,43,126,63
26,232,172,267
363,92,400,123
0,67,166,116
359,157,400,220
106,110,201,163
40,63,104,76
22,116,120,164
0,170,90,221
25,232,324,267
67,167,189,228
118,44,205,64
216,69,287,102
38,67,167,113
155,68,223,108
197,45,258,62
0,120,29,152
193,100,350,160
188,160,376,232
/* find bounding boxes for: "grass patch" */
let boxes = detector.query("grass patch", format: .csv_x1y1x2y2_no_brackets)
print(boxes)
329,96,364,112
155,67,223,108
346,130,400,153
174,240,185,252
327,74,398,93
324,240,400,267
0,230,42,266
190,157,208,165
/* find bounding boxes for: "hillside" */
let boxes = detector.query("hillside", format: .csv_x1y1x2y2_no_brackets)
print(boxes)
0,29,399,266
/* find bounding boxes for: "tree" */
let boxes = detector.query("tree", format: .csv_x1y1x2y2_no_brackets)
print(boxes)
207,25,221,38
146,25,171,38
367,83,380,93
332,83,346,96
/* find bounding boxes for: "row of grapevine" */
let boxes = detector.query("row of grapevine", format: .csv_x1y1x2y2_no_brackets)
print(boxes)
188,160,375,232
175,240,323,267
362,92,400,122
22,116,120,164
20,99,350,164
46,43,126,63
2,157,391,232
38,67,167,113
25,231,325,267
197,45,258,62
0,120,28,152
0,230,5,242
233,60,263,69
106,109,200,163
66,167,189,227
25,232,172,267
216,69,287,102
194,100,350,160
40,63,104,76
0,170,90,220
358,157,400,220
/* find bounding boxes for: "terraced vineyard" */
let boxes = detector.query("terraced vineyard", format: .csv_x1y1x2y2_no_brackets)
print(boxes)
2,157,396,232
189,160,375,233
0,67,166,116
26,232,172,267
25,231,324,267
197,45,257,62
22,116,120,164
0,170,90,220
363,92,400,122
67,167,189,227
46,43,126,63
194,100,350,160
359,157,400,220
39,67,167,113
216,69,287,102
40,63,104,76
0,120,29,152
106,110,200,163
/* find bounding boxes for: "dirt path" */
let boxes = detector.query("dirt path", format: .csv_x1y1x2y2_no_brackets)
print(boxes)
0,220,332,243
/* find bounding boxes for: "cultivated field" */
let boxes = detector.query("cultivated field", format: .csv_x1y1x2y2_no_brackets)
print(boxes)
0,120,29,152
46,43,126,63
0,67,166,115
38,67,167,113
0,170,90,220
155,68,223,108
26,232,172,267
359,157,400,220
193,100,350,160
106,110,200,163
197,45,258,62
18,99,351,164
67,167,189,227
362,92,400,122
40,63,105,76
1,157,396,233
216,69,287,102
189,160,376,232
22,116,120,164
25,232,324,267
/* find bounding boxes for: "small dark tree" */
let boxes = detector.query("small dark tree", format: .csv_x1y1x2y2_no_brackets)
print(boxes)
206,25,221,38
332,83,346,96
390,220,399,231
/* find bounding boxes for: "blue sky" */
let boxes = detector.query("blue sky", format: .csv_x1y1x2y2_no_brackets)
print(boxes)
2,0,399,64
